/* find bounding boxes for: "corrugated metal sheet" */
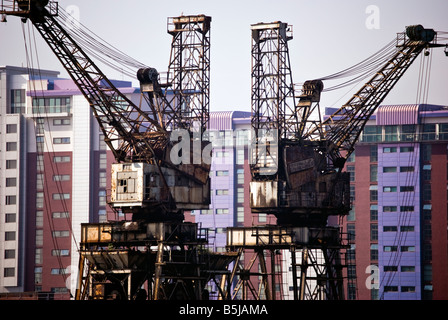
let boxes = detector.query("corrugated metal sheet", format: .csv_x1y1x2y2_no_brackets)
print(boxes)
376,104,421,125
209,111,251,130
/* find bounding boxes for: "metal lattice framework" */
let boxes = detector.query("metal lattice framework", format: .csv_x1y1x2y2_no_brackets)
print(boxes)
167,15,211,134
251,22,298,141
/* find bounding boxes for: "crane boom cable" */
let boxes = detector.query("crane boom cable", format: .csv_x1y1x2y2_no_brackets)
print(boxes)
304,39,398,92
55,7,149,79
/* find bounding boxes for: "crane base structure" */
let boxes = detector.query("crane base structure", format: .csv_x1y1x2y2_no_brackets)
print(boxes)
76,221,238,300
225,225,355,300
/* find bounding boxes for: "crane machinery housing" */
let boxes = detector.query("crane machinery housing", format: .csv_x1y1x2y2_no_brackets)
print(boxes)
1,0,447,300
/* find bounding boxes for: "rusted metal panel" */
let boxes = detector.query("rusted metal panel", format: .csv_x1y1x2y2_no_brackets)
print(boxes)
249,181,279,209
82,224,112,243
110,162,210,211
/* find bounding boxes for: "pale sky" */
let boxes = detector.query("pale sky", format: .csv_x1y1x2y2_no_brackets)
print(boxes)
1,0,447,112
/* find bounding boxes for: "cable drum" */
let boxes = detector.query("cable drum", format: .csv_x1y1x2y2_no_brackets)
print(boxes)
406,24,435,42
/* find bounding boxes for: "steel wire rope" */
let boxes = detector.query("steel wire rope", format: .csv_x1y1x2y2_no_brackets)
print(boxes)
298,39,398,92
30,24,80,255
22,22,70,287
379,49,433,299
55,8,148,79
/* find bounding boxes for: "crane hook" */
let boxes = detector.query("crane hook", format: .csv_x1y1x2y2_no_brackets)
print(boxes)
444,44,448,57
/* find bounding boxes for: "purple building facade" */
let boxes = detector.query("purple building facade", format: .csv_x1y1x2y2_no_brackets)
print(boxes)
188,111,252,253
338,104,448,300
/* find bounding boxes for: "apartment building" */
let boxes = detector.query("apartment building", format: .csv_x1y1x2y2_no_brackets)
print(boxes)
340,104,448,300
0,66,134,298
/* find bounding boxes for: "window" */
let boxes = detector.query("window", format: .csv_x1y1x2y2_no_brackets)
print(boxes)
362,126,382,142
400,166,415,173
401,246,415,252
99,171,106,188
53,137,70,144
237,187,244,203
32,97,71,114
347,166,355,182
384,246,398,252
370,165,377,182
215,189,229,195
36,230,43,246
53,118,71,126
5,195,16,205
53,175,70,181
383,226,398,232
35,174,43,190
5,213,16,223
370,205,378,221
216,208,229,214
422,165,431,181
52,231,70,238
216,170,229,176
422,184,431,201
401,286,415,293
370,185,378,201
4,268,15,278
383,167,397,173
36,192,44,209
383,147,397,153
347,206,355,221
422,124,436,141
51,249,70,256
5,177,17,187
236,207,244,223
6,160,17,169
370,224,378,241
401,124,416,141
6,124,17,134
6,142,17,151
400,226,414,232
370,145,378,162
384,126,398,142
384,266,398,272
11,89,25,114
51,268,67,275
53,193,70,200
383,206,397,212
36,211,43,227
4,250,15,259
384,286,398,292
383,186,397,192
400,206,414,212
421,144,431,161
347,224,355,240
400,146,414,153
347,151,355,163
237,169,244,184
52,212,70,218
54,156,71,163
236,149,245,165
35,248,42,264
400,186,414,192
401,266,415,272
370,244,378,261
5,231,16,241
